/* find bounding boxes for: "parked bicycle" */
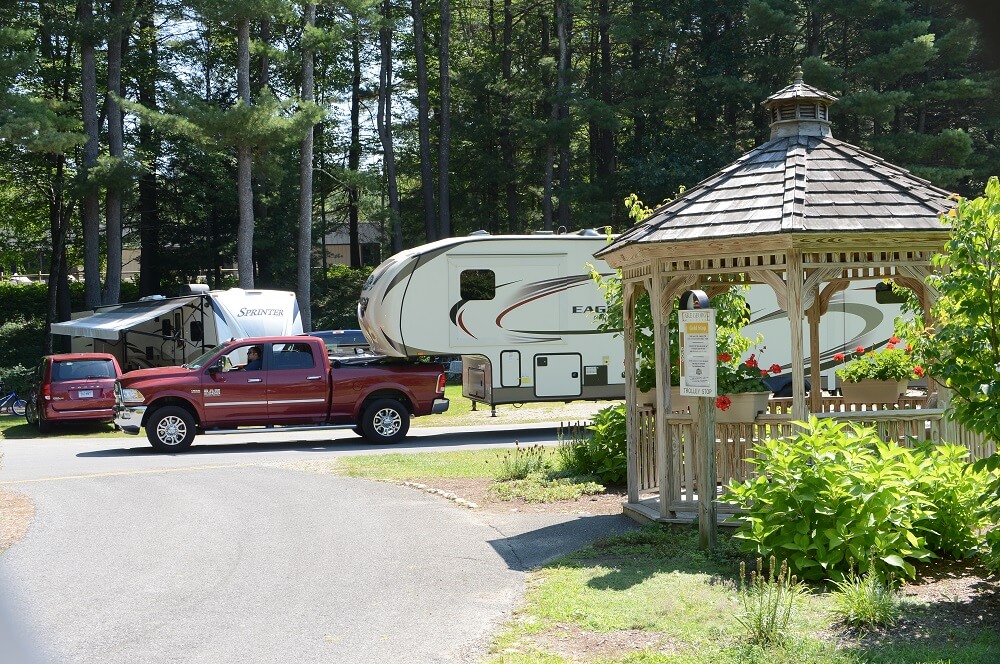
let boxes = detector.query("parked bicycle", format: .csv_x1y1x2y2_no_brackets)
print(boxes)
0,382,27,416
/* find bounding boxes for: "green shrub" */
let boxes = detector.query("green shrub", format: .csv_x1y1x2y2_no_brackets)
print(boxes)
488,475,605,502
910,442,995,559
492,442,551,481
829,566,900,631
558,404,627,485
726,418,935,581
736,556,805,647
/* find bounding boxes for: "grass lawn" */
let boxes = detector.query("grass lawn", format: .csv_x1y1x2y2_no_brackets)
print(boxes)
334,447,1000,664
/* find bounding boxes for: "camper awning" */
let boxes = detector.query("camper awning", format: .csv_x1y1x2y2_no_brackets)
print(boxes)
50,296,200,340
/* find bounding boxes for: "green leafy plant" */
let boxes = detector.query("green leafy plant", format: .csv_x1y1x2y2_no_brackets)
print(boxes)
833,337,922,383
492,442,551,481
725,418,935,581
557,404,628,485
920,177,1000,572
488,475,605,502
736,555,805,647
829,563,900,631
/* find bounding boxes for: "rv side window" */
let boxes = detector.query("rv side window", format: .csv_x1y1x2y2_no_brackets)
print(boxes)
460,269,495,301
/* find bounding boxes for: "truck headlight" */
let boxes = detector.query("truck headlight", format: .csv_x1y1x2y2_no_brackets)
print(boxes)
120,388,145,403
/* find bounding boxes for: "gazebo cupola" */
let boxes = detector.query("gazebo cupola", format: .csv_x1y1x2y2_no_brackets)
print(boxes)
762,66,838,139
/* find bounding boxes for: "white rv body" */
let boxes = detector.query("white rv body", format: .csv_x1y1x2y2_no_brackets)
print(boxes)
51,288,302,371
360,232,910,404
358,232,626,405
745,280,907,392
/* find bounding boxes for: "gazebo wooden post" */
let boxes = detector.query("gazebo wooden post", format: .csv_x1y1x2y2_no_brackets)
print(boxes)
651,268,676,519
808,295,822,413
623,281,640,504
787,251,808,420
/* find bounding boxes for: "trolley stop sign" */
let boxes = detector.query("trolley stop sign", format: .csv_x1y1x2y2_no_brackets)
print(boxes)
678,309,718,397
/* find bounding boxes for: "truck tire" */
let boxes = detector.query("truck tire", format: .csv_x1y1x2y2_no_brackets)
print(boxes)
361,399,410,444
146,406,195,452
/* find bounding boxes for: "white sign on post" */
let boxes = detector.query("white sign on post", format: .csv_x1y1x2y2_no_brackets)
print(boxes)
679,309,718,398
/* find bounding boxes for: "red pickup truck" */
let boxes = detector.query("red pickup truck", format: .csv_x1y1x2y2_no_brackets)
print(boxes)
114,336,449,452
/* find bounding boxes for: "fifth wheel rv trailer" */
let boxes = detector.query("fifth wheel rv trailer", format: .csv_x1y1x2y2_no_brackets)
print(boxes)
358,230,626,406
359,230,910,406
50,286,303,371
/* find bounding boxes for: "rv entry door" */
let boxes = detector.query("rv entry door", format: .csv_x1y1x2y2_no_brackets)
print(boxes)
534,353,582,398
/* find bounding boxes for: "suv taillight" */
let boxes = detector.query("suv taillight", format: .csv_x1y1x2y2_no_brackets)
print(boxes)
41,383,51,401
436,373,446,393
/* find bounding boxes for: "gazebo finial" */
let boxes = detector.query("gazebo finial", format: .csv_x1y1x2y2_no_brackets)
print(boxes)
792,64,804,84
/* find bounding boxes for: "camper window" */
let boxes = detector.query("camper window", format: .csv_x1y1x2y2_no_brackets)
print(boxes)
460,269,495,301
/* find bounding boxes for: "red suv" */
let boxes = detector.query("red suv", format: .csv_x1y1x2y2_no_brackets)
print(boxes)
25,353,122,433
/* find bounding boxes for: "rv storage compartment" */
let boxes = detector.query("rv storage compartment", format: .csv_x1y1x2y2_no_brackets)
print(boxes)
534,354,582,398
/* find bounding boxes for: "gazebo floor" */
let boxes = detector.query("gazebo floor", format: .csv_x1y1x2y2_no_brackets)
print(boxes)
623,495,743,526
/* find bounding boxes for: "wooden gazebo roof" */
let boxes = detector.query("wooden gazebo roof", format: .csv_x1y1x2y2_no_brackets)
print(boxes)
596,70,954,263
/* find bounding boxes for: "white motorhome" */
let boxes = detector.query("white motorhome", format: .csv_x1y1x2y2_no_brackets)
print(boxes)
51,286,303,371
358,230,626,406
359,230,910,405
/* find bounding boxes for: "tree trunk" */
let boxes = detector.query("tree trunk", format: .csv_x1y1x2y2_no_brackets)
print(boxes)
236,16,255,288
501,0,518,232
137,0,161,297
79,0,102,306
411,0,436,242
377,0,402,253
102,0,126,305
556,0,572,229
438,0,451,238
542,12,554,231
45,155,74,353
297,3,316,331
348,14,362,268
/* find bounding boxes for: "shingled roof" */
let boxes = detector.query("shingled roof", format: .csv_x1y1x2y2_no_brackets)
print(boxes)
596,72,955,259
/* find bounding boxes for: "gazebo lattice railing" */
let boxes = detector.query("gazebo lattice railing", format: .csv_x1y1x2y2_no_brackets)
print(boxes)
628,403,995,523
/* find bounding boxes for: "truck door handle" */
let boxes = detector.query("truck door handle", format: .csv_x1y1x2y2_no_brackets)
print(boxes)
306,375,322,380
247,378,263,383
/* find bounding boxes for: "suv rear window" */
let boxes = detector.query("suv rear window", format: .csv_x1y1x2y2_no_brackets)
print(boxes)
52,360,117,381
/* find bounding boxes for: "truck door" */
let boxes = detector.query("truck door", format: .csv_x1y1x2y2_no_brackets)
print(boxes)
201,343,270,426
534,353,582,398
265,341,328,424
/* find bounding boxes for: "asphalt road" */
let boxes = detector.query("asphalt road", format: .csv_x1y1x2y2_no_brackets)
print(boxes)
0,425,639,663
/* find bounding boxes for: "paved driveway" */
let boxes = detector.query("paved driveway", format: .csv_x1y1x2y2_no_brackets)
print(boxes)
0,428,638,663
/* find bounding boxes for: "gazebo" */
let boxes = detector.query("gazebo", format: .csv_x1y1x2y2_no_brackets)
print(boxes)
595,70,992,524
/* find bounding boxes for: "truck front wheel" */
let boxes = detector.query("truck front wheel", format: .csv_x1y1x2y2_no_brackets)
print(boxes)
146,406,195,452
361,399,410,444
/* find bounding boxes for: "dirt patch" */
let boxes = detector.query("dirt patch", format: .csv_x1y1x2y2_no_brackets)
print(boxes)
508,624,683,661
0,488,34,553
400,476,627,515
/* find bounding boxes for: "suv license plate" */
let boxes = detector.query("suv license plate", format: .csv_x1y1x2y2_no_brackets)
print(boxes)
78,390,94,398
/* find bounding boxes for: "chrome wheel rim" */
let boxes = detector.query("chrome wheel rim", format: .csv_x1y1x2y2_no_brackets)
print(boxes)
156,414,188,446
373,408,402,437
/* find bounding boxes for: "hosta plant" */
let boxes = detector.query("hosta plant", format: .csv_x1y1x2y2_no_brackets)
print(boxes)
726,418,935,581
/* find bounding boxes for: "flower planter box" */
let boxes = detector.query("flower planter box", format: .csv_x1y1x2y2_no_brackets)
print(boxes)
635,386,691,412
715,391,771,423
840,379,907,405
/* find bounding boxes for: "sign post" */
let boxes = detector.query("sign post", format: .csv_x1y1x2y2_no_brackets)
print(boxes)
678,290,718,550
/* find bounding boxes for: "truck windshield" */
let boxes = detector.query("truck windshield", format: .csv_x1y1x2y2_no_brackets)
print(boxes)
184,343,228,369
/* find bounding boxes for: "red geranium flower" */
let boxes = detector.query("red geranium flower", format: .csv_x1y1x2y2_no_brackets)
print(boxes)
886,343,896,350
906,344,913,352
745,353,758,369
889,336,901,344
914,366,925,377
715,395,732,411
718,352,732,363
833,353,845,362
856,345,865,353
770,364,782,375
760,370,770,377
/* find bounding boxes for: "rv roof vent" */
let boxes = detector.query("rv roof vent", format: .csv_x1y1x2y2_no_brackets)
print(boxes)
180,283,210,295
531,230,554,235
575,228,603,236
468,229,490,236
